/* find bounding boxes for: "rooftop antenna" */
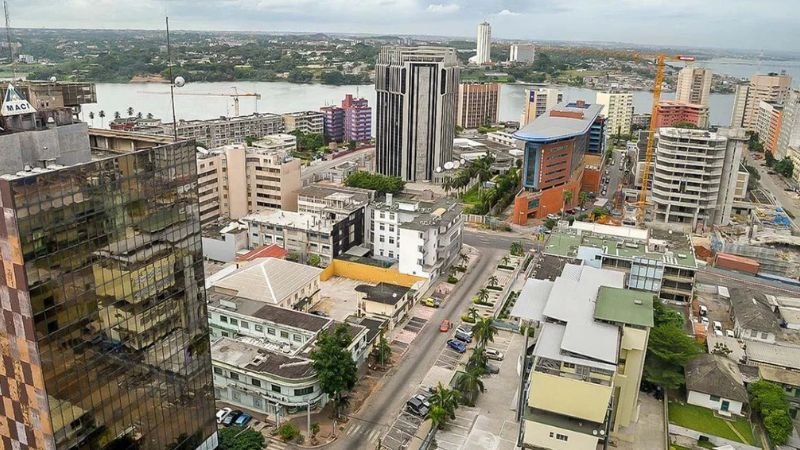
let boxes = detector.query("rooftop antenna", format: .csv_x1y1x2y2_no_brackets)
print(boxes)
4,1,16,79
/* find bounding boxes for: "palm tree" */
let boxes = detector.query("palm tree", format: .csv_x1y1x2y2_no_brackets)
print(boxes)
113,111,121,120
98,110,106,127
454,367,485,406
427,404,447,430
146,112,154,119
375,331,392,369
443,177,453,196
428,382,460,422
579,191,589,209
473,317,498,349
467,306,480,324
459,252,469,266
509,242,524,256
448,266,459,278
487,275,499,290
562,190,573,217
466,348,488,374
136,111,143,119
500,255,510,267
88,111,95,126
476,288,490,305
126,106,134,117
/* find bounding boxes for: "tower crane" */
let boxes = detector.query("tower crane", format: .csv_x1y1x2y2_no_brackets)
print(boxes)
137,87,261,116
635,53,696,224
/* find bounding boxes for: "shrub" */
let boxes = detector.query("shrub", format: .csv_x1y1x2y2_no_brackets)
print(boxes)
278,422,301,442
447,275,458,284
461,314,476,323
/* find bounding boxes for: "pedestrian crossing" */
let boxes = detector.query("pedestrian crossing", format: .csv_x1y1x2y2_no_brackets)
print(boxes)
345,422,383,444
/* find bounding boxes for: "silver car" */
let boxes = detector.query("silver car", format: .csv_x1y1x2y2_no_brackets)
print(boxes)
484,348,504,361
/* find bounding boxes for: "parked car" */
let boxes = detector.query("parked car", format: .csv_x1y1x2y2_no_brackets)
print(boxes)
485,363,500,375
406,394,430,417
701,317,709,328
447,339,467,353
310,310,328,317
699,305,708,316
484,348,504,361
455,329,473,343
726,330,735,338
215,407,232,424
222,410,242,426
713,321,723,332
456,324,473,338
440,320,452,332
234,413,252,427
422,297,441,308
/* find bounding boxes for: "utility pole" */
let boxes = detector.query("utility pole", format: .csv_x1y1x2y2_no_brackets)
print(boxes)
165,16,178,140
307,400,311,441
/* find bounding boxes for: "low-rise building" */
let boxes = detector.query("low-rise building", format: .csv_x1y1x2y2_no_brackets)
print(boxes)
758,365,800,420
516,263,654,449
282,111,325,135
509,43,535,63
730,288,780,344
686,354,748,416
202,221,250,262
252,133,297,153
210,258,322,311
164,113,284,147
355,283,412,329
368,193,464,279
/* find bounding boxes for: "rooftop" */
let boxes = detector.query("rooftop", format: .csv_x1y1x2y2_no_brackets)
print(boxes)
211,258,322,305
241,209,337,233
509,278,553,322
299,183,373,207
758,365,800,387
211,337,316,380
685,354,748,403
594,287,655,328
235,244,289,262
170,112,282,127
208,292,331,333
355,282,410,305
513,101,603,143
746,340,800,369
729,288,781,335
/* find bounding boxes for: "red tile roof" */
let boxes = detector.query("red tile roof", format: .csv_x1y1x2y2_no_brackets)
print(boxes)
236,244,288,262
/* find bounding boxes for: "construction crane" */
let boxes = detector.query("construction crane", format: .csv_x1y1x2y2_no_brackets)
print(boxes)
636,53,696,224
138,87,261,116
4,1,16,79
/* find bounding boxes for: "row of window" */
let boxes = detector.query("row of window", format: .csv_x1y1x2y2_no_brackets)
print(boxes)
214,367,314,396
218,314,304,342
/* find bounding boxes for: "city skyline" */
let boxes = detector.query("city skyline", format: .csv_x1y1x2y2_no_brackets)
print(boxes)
10,0,800,53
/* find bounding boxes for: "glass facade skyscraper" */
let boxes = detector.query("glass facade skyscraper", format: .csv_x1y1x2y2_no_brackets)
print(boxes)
0,138,217,450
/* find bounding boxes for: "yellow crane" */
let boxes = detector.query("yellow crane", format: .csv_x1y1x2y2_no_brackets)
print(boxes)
636,53,696,224
137,87,261,116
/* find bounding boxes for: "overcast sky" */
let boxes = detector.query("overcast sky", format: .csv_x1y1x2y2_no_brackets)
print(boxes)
11,0,800,52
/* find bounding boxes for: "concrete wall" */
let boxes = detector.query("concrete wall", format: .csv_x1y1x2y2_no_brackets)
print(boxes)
202,231,248,263
0,123,91,173
529,371,613,423
320,259,424,288
523,420,601,450
614,326,649,430
668,423,759,450
687,391,744,416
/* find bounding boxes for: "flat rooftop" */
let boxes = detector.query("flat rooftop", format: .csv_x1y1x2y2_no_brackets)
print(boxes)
208,292,331,333
242,209,336,233
594,286,655,328
513,101,603,143
211,337,316,380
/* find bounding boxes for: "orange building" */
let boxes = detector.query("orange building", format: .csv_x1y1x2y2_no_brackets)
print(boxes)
656,100,709,129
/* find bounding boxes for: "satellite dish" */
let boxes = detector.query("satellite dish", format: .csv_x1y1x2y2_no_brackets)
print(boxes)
444,161,454,170
174,76,186,88
435,166,442,173
49,76,57,82
453,161,461,169
460,159,466,164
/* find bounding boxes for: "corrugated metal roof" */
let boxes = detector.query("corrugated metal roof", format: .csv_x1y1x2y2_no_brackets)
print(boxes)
212,258,322,305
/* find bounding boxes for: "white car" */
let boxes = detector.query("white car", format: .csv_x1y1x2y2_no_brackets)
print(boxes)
484,348,504,361
216,407,232,424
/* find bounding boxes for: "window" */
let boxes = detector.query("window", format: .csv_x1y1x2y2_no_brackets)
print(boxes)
750,329,757,337
220,315,228,323
281,331,289,338
255,324,263,332
563,362,576,369
293,335,302,342
556,434,568,442
388,237,395,244
230,318,239,326
380,212,385,219
295,386,314,396
267,328,275,335
379,236,385,243
761,332,769,340
388,251,394,258
213,367,223,375
709,395,720,401
229,372,240,381
272,385,282,393
251,379,262,387
389,225,394,232
380,224,385,231
241,320,249,329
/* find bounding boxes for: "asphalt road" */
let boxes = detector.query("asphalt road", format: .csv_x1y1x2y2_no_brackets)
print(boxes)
749,156,800,230
329,230,530,450
598,149,626,201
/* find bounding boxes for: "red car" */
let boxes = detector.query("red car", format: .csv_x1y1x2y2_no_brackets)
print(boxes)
440,320,452,332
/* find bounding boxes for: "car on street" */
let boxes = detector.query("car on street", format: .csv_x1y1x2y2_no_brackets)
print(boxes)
222,410,242,426
447,339,467,353
455,329,473,343
406,394,431,417
309,310,328,317
439,319,452,332
216,407,232,424
422,297,441,308
234,413,252,427
485,363,500,375
484,348,504,361
456,324,473,337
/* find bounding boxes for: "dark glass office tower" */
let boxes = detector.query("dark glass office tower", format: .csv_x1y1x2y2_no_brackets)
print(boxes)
0,112,217,449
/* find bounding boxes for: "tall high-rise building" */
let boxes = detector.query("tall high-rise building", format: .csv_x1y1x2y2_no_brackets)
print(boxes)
375,46,460,181
476,22,491,65
0,82,217,450
509,44,535,63
730,73,793,130
755,101,784,155
520,87,562,126
596,91,634,136
675,66,712,106
457,82,500,129
652,127,746,229
777,89,800,159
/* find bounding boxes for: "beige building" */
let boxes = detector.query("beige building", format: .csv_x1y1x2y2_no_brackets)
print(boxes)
355,282,412,329
731,73,793,130
777,90,800,159
456,82,500,129
164,113,284,148
755,100,784,155
520,87,562,126
282,111,325,134
596,91,633,136
675,66,712,106
252,133,297,153
196,143,301,226
512,264,653,449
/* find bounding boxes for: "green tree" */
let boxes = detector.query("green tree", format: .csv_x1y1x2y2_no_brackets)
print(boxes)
344,171,405,195
543,218,557,230
88,111,95,126
510,241,524,256
347,140,357,150
475,288,490,305
466,306,479,323
776,157,794,178
428,382,460,424
653,300,684,328
218,427,266,450
562,190,573,216
500,255,510,267
126,106,134,117
310,324,358,419
307,253,321,267
487,275,499,289
146,112,154,119
578,191,588,208
454,366,485,406
98,110,106,127
114,111,121,119
277,422,301,442
644,323,701,389
466,348,488,374
287,69,314,83
310,423,320,441
749,380,793,445
472,317,498,349
459,252,470,266
374,331,392,368
427,404,447,430
136,111,143,119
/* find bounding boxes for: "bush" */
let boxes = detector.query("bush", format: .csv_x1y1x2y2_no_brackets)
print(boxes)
278,422,301,442
487,285,503,291
461,314,476,323
344,171,405,195
447,275,458,284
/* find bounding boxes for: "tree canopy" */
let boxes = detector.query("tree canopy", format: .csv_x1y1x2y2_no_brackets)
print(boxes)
643,299,700,389
344,171,405,195
218,427,266,450
749,380,793,445
309,323,358,418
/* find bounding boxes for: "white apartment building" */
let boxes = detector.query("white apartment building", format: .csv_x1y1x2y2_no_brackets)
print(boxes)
596,91,633,136
731,73,793,130
252,133,297,153
675,66,712,106
164,113,284,147
651,127,747,230
196,144,301,226
509,44,535,64
777,90,800,159
282,111,325,134
520,88,563,126
242,210,338,265
476,22,491,65
368,194,464,279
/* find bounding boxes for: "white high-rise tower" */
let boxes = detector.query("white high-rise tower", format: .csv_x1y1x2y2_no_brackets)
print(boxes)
476,22,491,65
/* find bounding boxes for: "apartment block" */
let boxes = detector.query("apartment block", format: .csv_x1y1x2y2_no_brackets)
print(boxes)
252,133,297,153
282,110,325,135
655,100,710,129
164,113,284,147
375,46,460,182
675,66,712,106
509,43,535,63
596,91,633,136
730,73,793,130
777,90,800,159
321,105,345,142
543,221,698,302
367,193,464,279
652,128,746,229
514,264,653,450
755,101,784,155
520,87,563,126
196,143,301,225
457,82,500,129
322,95,372,143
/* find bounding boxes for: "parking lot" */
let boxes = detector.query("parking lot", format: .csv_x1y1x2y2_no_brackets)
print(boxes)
381,389,429,450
